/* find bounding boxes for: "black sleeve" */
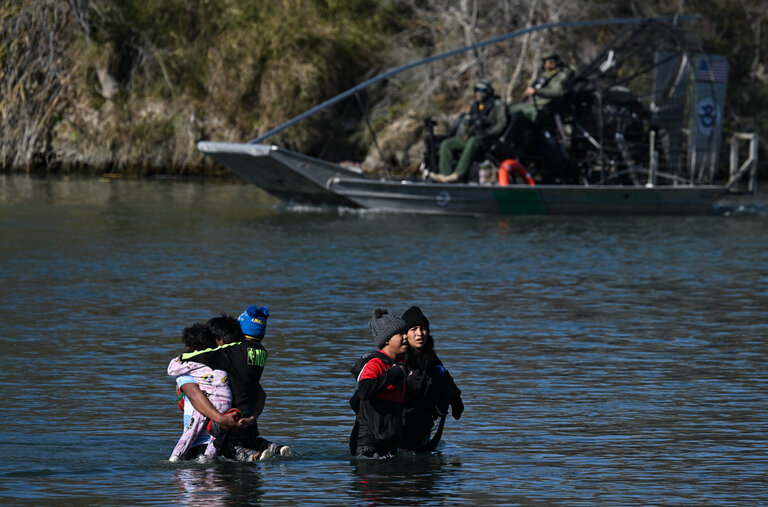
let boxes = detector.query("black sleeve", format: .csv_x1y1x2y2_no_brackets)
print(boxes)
180,346,226,371
445,372,464,419
357,363,404,400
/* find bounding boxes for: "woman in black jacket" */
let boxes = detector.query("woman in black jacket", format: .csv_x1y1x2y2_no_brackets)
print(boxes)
399,306,464,452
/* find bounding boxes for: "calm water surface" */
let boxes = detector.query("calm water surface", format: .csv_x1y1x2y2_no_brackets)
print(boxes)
1,175,766,505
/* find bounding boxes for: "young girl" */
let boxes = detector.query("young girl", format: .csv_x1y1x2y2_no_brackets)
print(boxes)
399,306,464,452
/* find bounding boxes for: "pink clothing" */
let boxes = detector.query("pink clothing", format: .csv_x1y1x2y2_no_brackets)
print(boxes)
168,357,232,461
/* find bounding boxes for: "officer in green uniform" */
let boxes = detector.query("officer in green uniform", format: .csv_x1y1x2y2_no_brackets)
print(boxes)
431,80,507,183
503,53,574,153
509,52,573,122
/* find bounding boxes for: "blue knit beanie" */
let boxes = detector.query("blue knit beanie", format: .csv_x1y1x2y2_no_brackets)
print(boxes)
238,305,269,338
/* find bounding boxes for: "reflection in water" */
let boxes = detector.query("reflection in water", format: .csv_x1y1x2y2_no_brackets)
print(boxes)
349,453,459,505
174,464,264,506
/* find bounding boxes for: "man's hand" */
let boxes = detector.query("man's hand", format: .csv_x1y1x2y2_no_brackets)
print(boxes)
210,408,253,430
237,415,255,427
213,410,239,430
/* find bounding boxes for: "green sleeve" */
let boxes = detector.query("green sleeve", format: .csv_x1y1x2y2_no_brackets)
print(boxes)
483,99,508,138
536,68,573,99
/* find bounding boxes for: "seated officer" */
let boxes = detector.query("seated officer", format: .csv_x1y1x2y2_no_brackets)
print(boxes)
430,80,507,183
503,53,574,153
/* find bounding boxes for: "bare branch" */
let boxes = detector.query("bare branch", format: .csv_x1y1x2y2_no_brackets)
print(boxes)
0,0,74,170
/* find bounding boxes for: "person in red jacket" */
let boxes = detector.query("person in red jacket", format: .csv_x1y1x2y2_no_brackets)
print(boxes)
349,308,408,458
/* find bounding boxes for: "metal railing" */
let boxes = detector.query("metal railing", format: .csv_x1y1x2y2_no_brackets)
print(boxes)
726,132,758,193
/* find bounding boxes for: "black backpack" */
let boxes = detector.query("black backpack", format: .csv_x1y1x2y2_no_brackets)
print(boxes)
348,351,390,413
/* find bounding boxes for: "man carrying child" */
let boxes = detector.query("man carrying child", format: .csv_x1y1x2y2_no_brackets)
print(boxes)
172,304,291,461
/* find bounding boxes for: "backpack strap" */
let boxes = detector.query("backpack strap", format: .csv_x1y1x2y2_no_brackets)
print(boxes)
349,351,396,412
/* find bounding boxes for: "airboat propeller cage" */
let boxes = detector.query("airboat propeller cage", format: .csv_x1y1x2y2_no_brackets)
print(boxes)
197,15,757,216
245,15,728,185
247,16,700,145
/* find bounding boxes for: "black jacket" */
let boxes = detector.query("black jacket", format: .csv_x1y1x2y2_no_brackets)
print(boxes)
349,351,406,455
400,346,463,451
181,338,267,413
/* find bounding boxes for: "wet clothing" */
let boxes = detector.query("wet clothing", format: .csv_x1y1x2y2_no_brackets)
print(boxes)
167,358,232,461
438,95,507,179
349,350,406,458
208,419,273,458
180,338,275,459
181,338,267,414
400,346,463,451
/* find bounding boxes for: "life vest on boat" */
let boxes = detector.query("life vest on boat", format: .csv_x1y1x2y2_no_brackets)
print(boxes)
498,159,535,186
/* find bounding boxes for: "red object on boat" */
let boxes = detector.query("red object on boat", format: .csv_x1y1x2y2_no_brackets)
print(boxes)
498,159,535,186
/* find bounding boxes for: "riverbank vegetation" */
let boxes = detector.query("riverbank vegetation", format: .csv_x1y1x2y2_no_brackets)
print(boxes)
1,0,766,179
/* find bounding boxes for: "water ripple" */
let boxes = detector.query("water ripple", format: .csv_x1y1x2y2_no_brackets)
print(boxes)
1,177,766,504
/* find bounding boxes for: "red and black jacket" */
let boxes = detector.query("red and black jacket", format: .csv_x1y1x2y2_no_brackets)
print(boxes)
350,350,405,445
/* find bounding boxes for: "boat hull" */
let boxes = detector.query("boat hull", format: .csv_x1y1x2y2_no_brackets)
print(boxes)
330,178,725,216
199,142,362,207
199,142,727,216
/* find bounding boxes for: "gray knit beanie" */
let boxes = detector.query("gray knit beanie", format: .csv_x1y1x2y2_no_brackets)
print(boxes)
369,307,407,349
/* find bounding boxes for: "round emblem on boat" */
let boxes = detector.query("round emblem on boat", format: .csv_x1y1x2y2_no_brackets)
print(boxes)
697,96,717,136
436,191,450,206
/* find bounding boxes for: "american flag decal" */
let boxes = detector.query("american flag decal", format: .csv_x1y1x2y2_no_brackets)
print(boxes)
695,57,728,83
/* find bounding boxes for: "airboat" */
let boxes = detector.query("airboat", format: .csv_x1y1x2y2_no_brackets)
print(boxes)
198,16,757,216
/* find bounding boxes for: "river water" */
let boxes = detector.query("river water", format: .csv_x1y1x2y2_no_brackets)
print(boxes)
1,175,766,505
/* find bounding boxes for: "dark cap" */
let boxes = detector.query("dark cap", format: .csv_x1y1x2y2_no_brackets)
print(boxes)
402,306,429,331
